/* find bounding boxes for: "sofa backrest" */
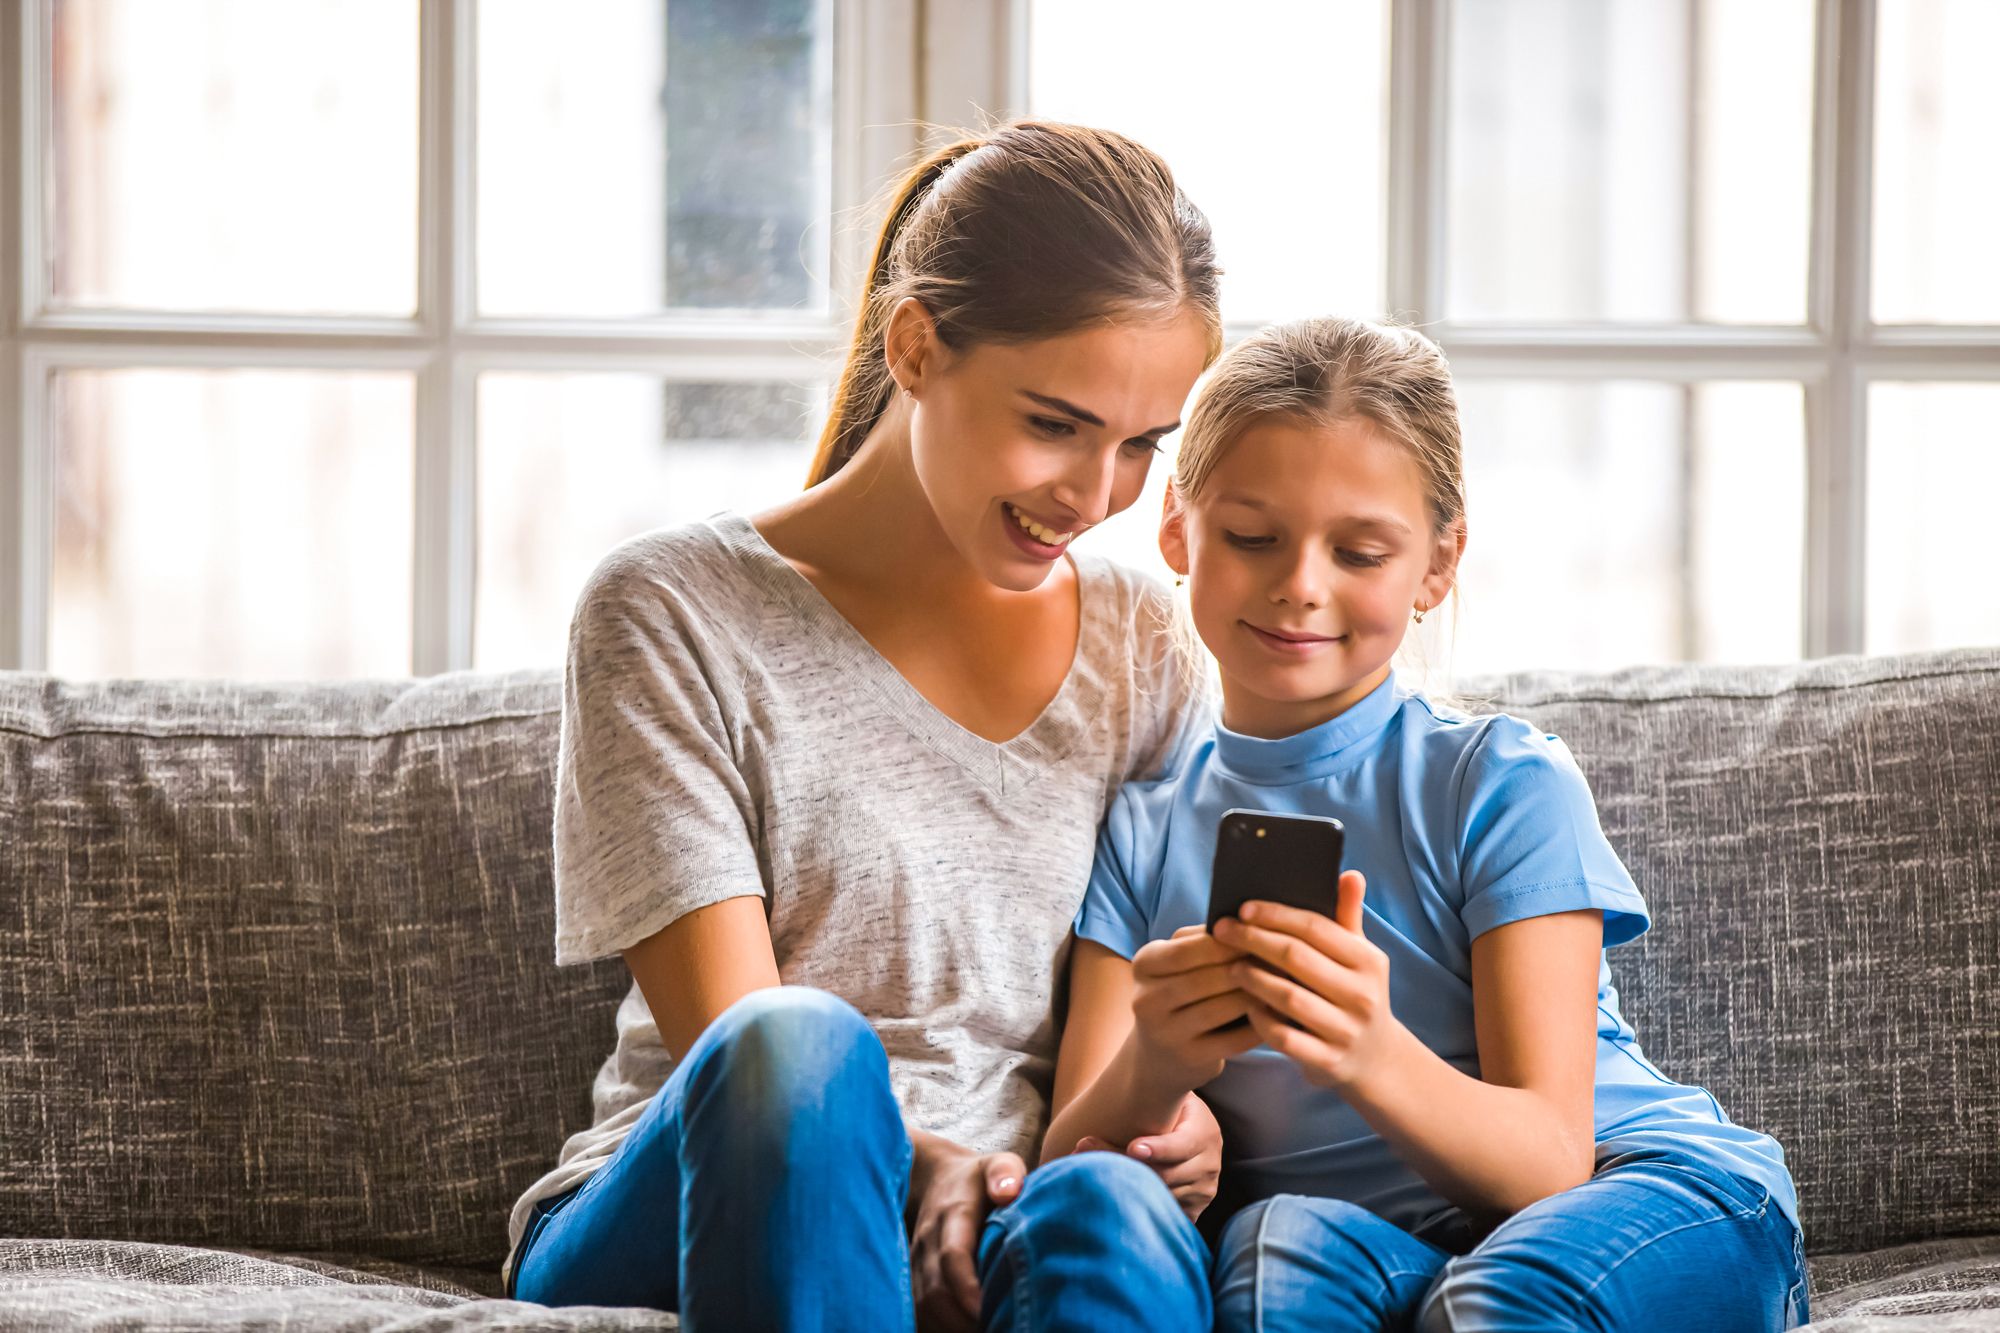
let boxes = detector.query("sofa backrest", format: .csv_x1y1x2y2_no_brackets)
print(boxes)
1459,646,1999,1255
1,645,1994,1266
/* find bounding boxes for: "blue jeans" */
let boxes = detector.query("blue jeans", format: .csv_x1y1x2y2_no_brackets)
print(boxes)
507,987,914,1329
506,985,1211,1331
1211,1149,1811,1332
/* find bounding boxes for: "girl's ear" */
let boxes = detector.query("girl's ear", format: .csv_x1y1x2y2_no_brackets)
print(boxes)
882,296,942,397
1421,519,1467,612
1159,482,1192,577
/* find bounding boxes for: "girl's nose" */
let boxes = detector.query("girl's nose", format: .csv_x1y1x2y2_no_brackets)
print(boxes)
1271,548,1329,609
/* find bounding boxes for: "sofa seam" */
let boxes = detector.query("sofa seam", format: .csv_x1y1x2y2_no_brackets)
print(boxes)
0,705,561,744
1470,661,2000,709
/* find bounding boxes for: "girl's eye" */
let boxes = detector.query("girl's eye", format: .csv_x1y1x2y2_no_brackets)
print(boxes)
1340,550,1388,568
1030,416,1076,438
1223,531,1274,550
1123,437,1163,454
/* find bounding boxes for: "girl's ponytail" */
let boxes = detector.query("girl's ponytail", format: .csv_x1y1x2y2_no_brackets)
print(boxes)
805,136,986,488
801,120,1224,491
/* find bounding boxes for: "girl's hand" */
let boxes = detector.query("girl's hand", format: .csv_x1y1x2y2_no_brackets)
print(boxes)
1074,1091,1224,1220
1213,870,1404,1093
906,1132,1025,1332
1129,925,1265,1090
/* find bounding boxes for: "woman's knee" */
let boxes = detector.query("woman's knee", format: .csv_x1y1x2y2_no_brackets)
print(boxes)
686,986,894,1124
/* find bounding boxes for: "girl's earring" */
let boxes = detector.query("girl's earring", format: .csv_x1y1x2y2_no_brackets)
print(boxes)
1413,602,1427,624
1174,577,1184,588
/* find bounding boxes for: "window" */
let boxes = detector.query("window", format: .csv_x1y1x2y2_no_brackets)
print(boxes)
1028,0,2000,674
5,0,1993,677
3,0,891,676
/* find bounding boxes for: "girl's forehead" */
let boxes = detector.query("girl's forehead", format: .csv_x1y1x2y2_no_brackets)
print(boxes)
1208,417,1429,518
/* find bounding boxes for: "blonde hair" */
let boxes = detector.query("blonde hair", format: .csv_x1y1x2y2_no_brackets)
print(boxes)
1167,316,1475,705
806,120,1224,488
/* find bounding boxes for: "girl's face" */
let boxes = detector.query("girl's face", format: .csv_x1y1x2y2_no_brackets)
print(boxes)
1163,415,1464,739
887,298,1212,594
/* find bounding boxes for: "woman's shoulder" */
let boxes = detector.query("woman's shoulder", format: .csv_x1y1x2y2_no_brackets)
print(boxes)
573,514,772,631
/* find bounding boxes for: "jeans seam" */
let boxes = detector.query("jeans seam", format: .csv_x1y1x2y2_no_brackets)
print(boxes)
1575,1205,1763,1305
1250,1199,1276,1333
990,1204,1038,1333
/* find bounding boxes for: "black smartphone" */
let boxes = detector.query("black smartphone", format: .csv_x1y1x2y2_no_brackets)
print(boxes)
1205,808,1346,932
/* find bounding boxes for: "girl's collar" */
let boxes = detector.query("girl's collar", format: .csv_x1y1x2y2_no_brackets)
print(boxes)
1209,668,1405,781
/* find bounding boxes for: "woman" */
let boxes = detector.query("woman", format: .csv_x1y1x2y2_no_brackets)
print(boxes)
502,121,1226,1332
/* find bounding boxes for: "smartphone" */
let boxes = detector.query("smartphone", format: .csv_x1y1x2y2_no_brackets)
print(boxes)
1205,808,1346,932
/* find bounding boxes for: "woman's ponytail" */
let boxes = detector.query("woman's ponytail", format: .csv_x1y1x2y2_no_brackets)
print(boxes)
805,136,986,488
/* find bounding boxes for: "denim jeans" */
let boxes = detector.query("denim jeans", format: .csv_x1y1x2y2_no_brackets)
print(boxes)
1211,1148,1811,1332
505,985,1211,1332
506,986,914,1330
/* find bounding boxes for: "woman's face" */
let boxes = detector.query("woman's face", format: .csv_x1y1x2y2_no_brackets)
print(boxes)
1163,415,1463,738
889,299,1212,594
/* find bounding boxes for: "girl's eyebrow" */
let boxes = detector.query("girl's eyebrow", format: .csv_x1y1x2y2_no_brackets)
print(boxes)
1021,390,1179,438
1214,492,1413,535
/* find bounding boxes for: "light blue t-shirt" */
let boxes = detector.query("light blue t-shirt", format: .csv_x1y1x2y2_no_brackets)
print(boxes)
1074,667,1801,1244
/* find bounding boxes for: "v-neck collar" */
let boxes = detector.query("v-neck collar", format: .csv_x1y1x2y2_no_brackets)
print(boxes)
714,511,1111,795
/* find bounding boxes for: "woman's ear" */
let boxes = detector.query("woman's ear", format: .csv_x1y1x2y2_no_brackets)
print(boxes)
882,297,941,398
1159,483,1191,578
1421,519,1467,612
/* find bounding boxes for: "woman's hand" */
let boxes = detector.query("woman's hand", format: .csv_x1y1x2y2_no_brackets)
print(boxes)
906,1130,1024,1333
1128,925,1264,1090
1212,870,1405,1093
1074,1091,1224,1219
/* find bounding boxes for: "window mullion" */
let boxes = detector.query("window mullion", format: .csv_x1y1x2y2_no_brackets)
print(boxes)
1805,0,1875,658
1386,0,1441,323
2,0,24,668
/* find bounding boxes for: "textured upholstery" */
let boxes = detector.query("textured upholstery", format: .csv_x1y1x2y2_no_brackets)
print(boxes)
2,646,1995,1328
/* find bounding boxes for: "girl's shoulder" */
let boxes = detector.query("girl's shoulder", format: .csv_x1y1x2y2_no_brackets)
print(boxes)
1391,687,1592,810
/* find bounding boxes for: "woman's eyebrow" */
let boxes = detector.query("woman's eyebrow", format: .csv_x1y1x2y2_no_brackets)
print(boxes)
1021,390,1179,438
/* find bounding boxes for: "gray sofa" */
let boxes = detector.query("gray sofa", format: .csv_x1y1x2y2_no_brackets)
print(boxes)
2,645,1995,1330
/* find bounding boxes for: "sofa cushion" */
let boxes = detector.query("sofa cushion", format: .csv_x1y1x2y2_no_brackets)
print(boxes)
0,671,626,1272
1460,646,2000,1256
0,1238,677,1329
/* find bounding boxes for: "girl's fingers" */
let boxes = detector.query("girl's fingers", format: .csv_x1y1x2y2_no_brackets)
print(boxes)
1229,891,1372,969
1213,918,1359,1000
1246,1002,1345,1076
1161,986,1255,1041
1187,1017,1266,1065
1235,963,1351,1038
1134,931,1244,978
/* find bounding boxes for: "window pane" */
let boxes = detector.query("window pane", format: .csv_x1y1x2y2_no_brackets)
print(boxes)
1028,0,1388,324
477,0,833,318
1873,0,2000,324
474,375,822,670
50,369,415,679
48,0,417,316
1437,380,1805,675
1444,0,1814,325
1866,384,2000,653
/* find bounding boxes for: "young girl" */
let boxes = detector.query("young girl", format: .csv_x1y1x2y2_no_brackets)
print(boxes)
1042,317,1809,1331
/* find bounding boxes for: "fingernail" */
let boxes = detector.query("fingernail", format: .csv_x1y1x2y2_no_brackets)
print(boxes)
996,1176,1019,1194
1240,904,1260,922
1131,1142,1153,1159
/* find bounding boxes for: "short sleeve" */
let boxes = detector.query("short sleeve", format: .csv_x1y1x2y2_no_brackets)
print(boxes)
1072,788,1156,961
550,547,767,965
1455,715,1651,949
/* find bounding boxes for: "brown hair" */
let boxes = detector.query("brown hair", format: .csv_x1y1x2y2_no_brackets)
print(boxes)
805,121,1224,488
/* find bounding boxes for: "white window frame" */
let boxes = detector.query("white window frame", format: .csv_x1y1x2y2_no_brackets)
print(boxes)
5,0,1994,673
0,0,1006,675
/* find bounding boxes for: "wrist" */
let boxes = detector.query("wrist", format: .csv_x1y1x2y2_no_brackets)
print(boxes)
1120,1029,1205,1112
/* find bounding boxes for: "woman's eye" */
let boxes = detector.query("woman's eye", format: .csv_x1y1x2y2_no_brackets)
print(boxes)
1340,550,1388,568
1030,416,1076,438
1223,531,1274,550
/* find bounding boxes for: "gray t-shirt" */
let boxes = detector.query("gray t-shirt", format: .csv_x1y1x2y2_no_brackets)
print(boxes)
504,511,1211,1282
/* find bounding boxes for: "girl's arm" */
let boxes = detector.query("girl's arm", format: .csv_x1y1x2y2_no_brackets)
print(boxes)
1218,874,1601,1229
1042,931,1261,1164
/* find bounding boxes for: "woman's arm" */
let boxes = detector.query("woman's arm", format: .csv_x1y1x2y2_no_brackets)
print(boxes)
622,896,781,1061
